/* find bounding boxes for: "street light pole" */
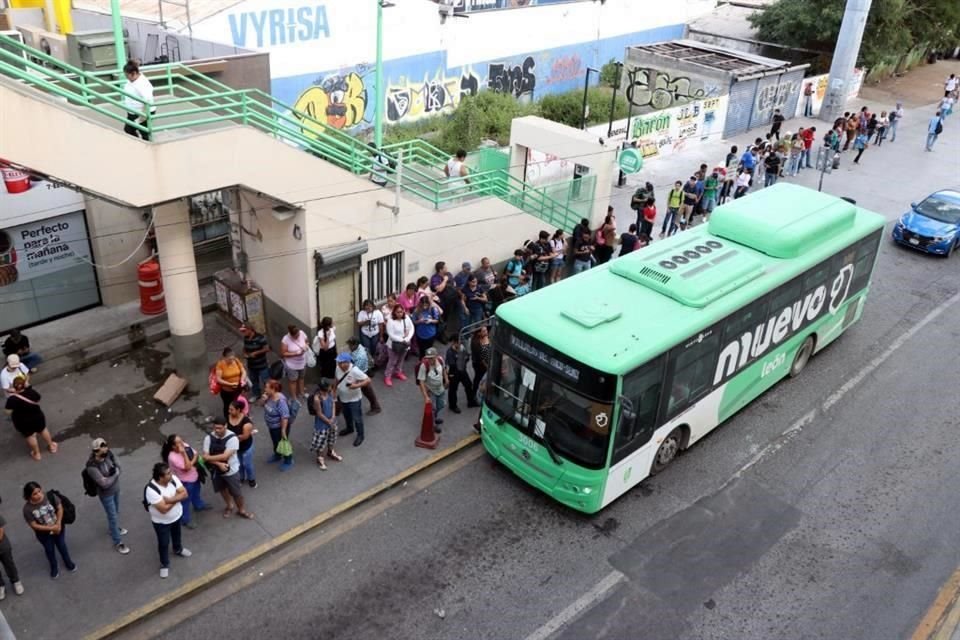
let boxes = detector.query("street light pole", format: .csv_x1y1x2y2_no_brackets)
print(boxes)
374,0,385,149
110,0,127,71
581,67,599,130
607,62,623,137
820,0,873,125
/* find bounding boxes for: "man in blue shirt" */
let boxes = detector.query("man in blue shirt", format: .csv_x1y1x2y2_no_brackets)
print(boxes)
927,110,944,151
453,261,472,291
740,147,756,190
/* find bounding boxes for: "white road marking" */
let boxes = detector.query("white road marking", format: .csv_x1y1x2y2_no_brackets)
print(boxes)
523,571,625,640
737,289,960,477
0,609,16,640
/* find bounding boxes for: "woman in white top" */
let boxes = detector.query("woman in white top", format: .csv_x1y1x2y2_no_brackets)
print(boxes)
280,324,309,399
384,305,414,387
443,149,470,195
145,462,191,579
313,316,337,380
356,299,385,361
122,61,156,141
734,168,752,199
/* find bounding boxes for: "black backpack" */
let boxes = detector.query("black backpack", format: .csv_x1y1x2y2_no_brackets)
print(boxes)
81,467,99,497
48,490,76,525
142,482,161,512
307,390,319,416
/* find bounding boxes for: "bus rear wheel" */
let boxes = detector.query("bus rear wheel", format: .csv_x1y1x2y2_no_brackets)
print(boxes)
651,429,682,475
789,336,815,378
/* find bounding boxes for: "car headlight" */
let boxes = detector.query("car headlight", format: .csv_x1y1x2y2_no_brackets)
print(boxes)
895,219,905,230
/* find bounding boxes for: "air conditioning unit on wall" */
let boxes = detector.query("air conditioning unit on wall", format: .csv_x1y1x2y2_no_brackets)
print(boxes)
16,23,67,61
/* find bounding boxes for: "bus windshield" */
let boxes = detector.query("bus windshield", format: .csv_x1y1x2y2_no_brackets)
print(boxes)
487,351,612,469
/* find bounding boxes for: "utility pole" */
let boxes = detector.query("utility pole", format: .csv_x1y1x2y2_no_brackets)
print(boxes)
374,0,385,149
110,0,127,70
820,0,873,125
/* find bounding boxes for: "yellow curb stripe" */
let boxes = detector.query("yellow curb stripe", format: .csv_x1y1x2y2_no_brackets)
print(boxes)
84,433,481,640
912,564,960,640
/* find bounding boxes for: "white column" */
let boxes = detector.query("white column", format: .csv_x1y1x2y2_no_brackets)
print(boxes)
153,201,207,390
820,0,873,125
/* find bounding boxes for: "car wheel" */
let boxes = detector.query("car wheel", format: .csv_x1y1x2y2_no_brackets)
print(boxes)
651,428,683,475
790,336,816,378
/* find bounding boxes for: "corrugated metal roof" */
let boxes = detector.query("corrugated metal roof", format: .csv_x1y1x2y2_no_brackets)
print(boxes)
73,0,245,30
628,38,788,77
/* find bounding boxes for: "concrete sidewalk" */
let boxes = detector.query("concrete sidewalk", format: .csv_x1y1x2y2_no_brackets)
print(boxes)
0,310,479,640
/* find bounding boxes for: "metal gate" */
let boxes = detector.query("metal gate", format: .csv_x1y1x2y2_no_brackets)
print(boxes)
723,77,759,138
748,73,783,130
776,68,806,123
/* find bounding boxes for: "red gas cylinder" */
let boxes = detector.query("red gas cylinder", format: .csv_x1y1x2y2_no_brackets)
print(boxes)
138,259,166,315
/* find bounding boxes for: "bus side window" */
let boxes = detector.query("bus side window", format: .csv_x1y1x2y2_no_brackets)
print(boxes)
614,359,664,464
851,231,880,292
665,330,721,417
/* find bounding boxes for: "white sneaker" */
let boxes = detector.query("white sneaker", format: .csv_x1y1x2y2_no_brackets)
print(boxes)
13,581,24,596
160,567,169,579
119,528,129,536
176,548,192,558
116,543,131,555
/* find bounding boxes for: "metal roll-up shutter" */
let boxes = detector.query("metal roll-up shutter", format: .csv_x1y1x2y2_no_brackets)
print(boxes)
749,73,782,130
724,78,758,138
776,68,806,124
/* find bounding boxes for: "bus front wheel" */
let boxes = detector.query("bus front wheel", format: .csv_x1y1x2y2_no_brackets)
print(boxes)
790,336,815,378
651,428,683,475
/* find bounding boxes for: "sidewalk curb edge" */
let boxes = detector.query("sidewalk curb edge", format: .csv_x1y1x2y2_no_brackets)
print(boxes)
82,432,482,640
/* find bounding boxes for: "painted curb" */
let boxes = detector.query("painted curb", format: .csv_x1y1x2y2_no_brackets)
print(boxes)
912,565,960,640
83,433,482,640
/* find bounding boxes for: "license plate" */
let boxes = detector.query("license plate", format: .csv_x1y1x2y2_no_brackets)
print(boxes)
909,238,919,245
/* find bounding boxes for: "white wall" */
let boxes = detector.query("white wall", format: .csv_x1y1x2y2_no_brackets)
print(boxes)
189,0,716,79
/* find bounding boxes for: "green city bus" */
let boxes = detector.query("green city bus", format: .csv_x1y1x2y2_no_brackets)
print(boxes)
479,184,885,513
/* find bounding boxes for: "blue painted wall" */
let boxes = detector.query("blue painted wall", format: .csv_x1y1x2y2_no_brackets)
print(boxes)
272,23,685,131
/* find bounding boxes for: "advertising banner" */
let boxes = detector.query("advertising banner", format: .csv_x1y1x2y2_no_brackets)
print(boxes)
0,167,99,331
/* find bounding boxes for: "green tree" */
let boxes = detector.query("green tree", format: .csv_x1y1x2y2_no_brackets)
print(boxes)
599,58,622,87
747,0,925,68
438,91,536,153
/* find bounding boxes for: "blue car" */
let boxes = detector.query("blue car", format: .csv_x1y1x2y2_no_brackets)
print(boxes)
892,189,960,256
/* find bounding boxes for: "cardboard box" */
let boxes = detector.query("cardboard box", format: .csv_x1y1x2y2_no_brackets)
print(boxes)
153,373,187,407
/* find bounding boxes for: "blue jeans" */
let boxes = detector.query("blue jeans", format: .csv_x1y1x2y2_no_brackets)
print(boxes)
429,391,446,423
238,445,255,482
661,208,678,235
359,334,380,361
19,352,42,369
800,147,812,168
35,530,75,577
180,480,207,525
573,259,591,274
341,400,364,438
152,519,183,569
100,492,122,545
926,132,939,150
786,155,800,176
764,172,778,187
248,367,269,399
889,119,899,141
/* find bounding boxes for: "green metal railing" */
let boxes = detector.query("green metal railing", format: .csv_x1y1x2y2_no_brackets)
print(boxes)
0,36,587,231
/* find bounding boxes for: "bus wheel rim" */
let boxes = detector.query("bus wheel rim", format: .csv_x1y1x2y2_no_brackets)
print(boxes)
658,438,678,464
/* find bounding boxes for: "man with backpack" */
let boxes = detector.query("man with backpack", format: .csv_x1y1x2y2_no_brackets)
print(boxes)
203,419,253,520
417,347,449,432
927,110,944,151
84,438,130,555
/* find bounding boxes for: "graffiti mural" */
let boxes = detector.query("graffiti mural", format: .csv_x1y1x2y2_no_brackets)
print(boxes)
487,56,536,99
386,70,481,122
625,68,720,113
546,54,583,87
755,78,800,121
293,72,368,130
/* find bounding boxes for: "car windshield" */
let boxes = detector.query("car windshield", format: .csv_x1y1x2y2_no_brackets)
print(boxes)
487,352,611,469
916,195,960,224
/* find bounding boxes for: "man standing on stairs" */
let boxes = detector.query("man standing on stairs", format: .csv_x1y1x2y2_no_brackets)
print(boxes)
444,149,471,201
123,61,156,141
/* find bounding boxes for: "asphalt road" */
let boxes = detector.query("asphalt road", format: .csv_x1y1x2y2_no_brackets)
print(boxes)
152,131,960,640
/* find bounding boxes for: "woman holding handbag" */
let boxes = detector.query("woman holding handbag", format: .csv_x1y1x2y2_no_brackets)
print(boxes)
214,348,247,419
384,305,414,387
313,316,337,380
5,377,56,461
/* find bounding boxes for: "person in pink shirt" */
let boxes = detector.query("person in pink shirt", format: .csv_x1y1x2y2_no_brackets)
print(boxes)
397,282,418,316
162,434,209,530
